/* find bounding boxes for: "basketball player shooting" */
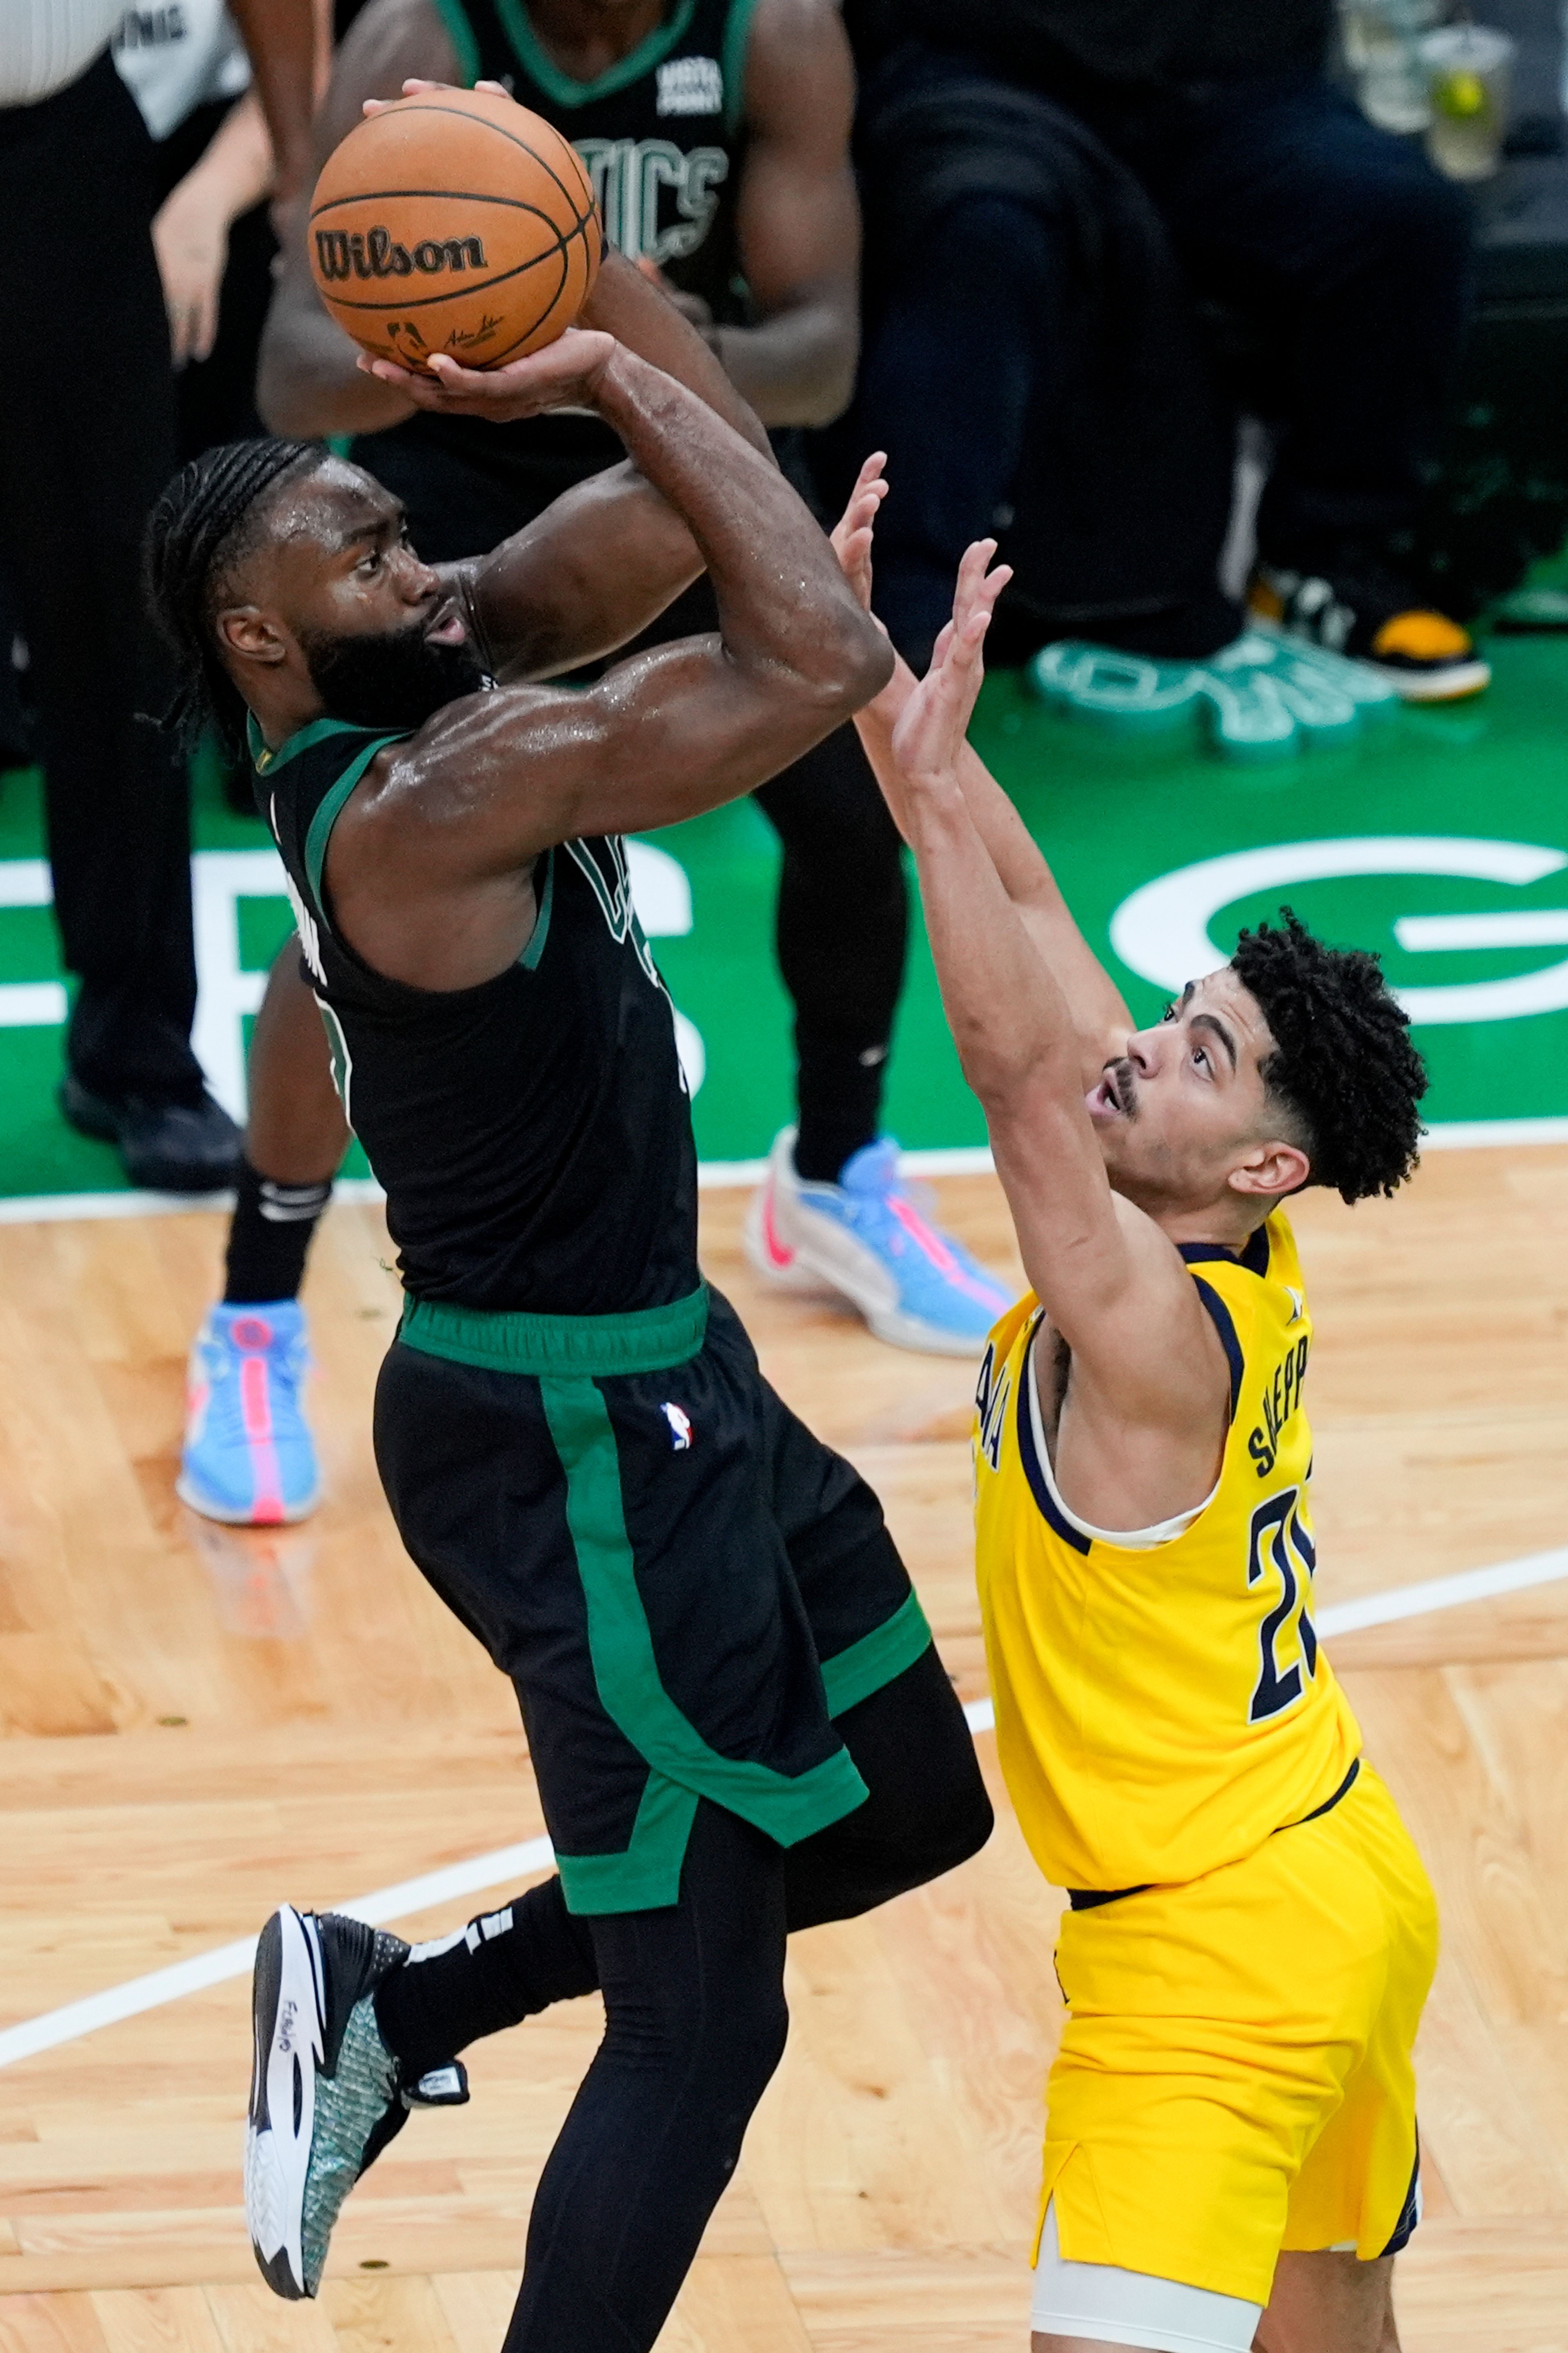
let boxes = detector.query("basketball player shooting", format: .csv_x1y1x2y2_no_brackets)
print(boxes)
143,352,992,2347
845,484,1438,2353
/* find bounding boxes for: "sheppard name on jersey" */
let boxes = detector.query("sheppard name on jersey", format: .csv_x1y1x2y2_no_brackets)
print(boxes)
315,228,487,281
975,1341,1012,1476
1250,1334,1311,1479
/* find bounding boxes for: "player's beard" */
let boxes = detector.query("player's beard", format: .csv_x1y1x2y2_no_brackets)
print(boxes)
299,616,487,733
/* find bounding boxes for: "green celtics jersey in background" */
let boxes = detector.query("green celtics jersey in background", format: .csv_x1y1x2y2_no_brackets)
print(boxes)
432,0,754,324
350,0,761,552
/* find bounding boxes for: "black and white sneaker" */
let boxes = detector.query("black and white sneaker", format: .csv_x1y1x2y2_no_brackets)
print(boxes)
245,1906,469,2298
1250,564,1491,702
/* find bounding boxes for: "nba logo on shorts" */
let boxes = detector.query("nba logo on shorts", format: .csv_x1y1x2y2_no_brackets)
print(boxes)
662,1402,693,1450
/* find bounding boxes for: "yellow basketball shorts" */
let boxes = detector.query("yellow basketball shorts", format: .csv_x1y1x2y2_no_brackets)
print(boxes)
1040,1764,1439,2308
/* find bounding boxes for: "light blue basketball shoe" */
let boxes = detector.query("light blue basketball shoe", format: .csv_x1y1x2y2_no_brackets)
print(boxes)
744,1130,1012,1356
178,1300,320,1525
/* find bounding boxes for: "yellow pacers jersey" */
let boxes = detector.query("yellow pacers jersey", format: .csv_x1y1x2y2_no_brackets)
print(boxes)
974,1209,1361,1894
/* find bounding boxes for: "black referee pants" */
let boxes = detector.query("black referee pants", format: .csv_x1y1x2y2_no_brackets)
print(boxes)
0,51,203,1103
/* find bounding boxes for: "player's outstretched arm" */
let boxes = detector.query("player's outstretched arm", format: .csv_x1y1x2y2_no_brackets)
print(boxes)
878,549,1221,1429
450,460,711,684
835,465,1132,1082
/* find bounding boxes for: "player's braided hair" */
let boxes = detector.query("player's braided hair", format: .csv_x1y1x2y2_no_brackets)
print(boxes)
143,437,323,762
1230,910,1425,1204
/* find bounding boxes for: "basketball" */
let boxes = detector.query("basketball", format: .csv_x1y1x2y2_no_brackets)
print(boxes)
307,87,601,375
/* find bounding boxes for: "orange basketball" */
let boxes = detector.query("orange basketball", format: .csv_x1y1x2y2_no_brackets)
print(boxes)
308,87,601,375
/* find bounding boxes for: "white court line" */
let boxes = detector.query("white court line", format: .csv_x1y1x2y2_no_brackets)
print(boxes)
0,1158,998,1222
0,1177,389,1227
2,1541,1565,2074
1311,1542,1568,1636
0,1836,554,2073
956,1543,1568,1740
0,1122,1561,1225
1418,1117,1568,1151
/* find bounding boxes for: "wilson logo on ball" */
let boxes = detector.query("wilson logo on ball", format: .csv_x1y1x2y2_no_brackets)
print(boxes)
314,228,489,282
307,86,601,372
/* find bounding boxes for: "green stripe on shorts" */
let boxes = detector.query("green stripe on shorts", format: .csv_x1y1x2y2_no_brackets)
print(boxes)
401,1285,709,1377
539,1371,869,1906
555,1772,699,1915
820,1590,932,1718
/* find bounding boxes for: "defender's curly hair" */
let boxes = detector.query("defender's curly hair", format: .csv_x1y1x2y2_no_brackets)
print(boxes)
143,437,323,761
1229,910,1425,1204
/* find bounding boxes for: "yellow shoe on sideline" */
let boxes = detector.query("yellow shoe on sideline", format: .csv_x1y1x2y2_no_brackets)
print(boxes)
1249,566,1491,703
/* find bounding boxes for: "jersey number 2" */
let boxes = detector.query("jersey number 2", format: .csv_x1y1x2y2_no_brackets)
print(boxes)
1247,1486,1319,1723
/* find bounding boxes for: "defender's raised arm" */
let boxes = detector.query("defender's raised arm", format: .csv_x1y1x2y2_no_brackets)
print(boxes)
836,469,1130,1085
849,540,1232,1522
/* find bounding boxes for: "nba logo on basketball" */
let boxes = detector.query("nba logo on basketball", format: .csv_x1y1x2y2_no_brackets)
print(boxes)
662,1403,693,1450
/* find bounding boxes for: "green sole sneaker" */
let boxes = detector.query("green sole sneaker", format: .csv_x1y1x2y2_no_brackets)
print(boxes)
244,1905,468,2297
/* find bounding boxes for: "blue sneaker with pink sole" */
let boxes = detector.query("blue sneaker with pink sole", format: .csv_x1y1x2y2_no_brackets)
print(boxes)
178,1300,320,1525
744,1130,1013,1356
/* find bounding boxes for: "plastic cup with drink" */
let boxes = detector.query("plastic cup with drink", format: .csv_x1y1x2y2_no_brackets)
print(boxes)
1420,22,1515,179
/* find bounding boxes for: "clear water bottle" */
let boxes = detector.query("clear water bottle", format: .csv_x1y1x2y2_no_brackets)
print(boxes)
1339,0,1442,132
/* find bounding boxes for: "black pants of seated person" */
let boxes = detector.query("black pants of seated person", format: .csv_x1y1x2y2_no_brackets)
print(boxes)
854,69,1472,666
372,1644,991,2353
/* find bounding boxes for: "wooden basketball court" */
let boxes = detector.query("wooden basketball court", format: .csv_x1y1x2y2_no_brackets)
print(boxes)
0,1152,1564,2353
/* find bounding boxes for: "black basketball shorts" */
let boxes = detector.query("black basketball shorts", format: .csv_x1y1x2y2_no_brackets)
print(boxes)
373,1284,931,1913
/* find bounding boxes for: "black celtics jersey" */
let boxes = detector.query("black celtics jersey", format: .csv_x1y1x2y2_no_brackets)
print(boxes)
252,713,700,1316
361,0,755,529
435,0,751,321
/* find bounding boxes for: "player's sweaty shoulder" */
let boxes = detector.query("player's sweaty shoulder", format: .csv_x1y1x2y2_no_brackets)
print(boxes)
337,688,580,868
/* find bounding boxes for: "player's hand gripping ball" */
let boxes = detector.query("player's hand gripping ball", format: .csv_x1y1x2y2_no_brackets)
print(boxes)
308,86,601,375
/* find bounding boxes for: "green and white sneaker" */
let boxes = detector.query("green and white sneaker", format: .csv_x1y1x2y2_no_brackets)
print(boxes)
245,1905,468,2298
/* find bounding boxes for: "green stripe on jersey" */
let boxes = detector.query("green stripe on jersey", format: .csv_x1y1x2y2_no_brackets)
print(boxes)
720,0,760,135
303,734,407,917
249,714,368,776
519,848,555,972
494,0,697,106
429,0,482,84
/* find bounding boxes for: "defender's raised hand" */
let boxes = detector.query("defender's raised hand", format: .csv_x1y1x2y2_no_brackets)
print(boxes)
888,540,1011,798
829,452,889,616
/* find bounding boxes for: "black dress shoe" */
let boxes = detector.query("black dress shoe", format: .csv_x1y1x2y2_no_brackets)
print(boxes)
59,1075,242,1193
